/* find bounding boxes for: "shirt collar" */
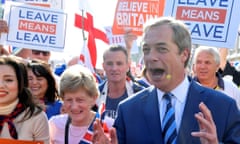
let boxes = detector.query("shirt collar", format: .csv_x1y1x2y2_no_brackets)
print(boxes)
157,75,190,103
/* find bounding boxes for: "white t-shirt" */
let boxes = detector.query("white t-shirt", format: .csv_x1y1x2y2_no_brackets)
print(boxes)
49,114,88,144
217,78,240,109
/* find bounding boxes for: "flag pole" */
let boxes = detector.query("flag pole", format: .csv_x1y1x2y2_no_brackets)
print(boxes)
81,9,87,41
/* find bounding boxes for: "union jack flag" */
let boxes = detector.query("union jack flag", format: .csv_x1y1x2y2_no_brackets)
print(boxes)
79,113,97,144
79,129,93,144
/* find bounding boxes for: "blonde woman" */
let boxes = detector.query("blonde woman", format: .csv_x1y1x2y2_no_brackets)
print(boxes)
49,65,99,144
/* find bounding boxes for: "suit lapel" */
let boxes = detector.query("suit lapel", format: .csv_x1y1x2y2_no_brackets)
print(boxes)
142,87,164,144
177,80,207,144
139,79,209,144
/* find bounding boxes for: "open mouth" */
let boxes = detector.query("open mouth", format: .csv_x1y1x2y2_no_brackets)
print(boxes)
149,68,165,75
147,68,168,81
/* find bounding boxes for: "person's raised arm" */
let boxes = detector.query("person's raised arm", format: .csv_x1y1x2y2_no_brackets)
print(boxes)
124,28,137,63
219,48,228,71
0,20,8,34
0,20,9,55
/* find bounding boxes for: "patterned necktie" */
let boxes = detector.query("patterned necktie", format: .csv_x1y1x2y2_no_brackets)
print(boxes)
162,93,177,144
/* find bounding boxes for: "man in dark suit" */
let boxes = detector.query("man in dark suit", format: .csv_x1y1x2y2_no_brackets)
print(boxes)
92,17,240,144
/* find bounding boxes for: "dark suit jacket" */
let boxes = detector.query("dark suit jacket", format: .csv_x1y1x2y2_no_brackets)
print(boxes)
114,78,240,144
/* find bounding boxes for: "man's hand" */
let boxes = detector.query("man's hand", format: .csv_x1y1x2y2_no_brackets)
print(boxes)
191,102,218,144
92,118,118,144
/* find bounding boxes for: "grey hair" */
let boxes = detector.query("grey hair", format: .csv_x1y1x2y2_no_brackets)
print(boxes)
192,46,220,65
142,17,192,67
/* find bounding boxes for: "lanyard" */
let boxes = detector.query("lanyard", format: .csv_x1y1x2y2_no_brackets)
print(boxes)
64,116,71,144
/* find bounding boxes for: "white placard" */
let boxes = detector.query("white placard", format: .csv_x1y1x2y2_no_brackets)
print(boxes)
164,0,240,49
1,1,67,52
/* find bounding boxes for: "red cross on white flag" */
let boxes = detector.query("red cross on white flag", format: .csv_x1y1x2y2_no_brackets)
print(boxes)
64,0,109,72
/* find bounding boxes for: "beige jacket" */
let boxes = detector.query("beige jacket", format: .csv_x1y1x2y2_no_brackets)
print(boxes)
0,110,50,144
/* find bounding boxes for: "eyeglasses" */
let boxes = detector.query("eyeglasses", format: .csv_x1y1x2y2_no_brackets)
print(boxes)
32,50,50,56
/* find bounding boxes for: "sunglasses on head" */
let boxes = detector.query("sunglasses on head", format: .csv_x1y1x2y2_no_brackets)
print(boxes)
32,50,50,56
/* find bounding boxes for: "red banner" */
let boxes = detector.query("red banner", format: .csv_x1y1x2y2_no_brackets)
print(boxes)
112,0,166,36
0,138,43,144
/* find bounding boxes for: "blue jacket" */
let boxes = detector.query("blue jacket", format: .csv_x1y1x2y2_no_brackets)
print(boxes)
46,100,63,119
114,78,240,144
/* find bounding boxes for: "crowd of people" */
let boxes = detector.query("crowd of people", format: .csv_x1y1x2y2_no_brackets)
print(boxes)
0,15,240,144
